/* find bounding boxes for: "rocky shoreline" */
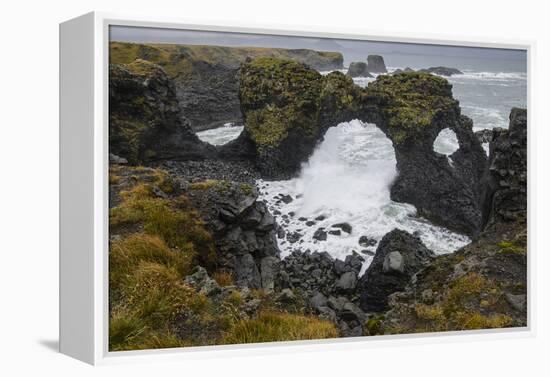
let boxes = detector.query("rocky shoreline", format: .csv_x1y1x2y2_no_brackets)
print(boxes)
108,49,527,349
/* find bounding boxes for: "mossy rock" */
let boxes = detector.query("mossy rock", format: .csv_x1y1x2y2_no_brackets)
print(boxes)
239,57,324,149
365,72,458,145
238,57,366,178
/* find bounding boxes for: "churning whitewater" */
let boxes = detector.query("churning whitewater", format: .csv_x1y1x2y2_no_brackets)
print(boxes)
256,120,470,272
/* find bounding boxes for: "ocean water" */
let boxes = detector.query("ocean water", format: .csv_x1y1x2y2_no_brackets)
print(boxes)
196,64,527,271
196,123,244,145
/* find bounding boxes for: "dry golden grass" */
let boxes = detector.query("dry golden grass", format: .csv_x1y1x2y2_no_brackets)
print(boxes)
222,311,339,344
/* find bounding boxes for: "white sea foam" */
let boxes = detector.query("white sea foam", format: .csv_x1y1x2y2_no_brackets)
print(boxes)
257,120,470,272
452,71,526,81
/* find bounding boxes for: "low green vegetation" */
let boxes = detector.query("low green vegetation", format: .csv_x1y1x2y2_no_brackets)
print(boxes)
109,176,216,268
109,41,343,74
497,240,526,255
109,166,218,350
404,272,513,333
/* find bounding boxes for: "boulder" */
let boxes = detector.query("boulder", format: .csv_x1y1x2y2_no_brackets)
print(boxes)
310,292,328,311
109,153,128,165
382,251,405,274
313,228,328,241
347,62,373,78
332,222,352,234
185,267,221,296
234,253,261,288
260,256,280,290
359,229,435,312
359,235,377,247
366,55,387,73
335,271,358,293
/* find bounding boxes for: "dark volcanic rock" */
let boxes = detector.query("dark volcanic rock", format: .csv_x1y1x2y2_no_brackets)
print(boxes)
359,235,377,247
172,60,243,131
313,228,328,241
359,229,435,312
366,55,387,73
332,222,352,234
475,128,495,144
481,108,527,229
109,60,215,164
419,66,463,76
365,73,488,236
347,62,373,78
184,180,280,289
276,250,367,334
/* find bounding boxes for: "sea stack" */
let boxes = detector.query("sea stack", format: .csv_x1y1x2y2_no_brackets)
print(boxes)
347,62,373,78
366,55,387,73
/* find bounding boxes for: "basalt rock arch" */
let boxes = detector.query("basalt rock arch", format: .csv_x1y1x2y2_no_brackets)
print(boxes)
221,58,487,236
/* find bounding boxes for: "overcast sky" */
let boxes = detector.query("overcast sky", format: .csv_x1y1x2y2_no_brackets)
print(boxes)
110,26,527,71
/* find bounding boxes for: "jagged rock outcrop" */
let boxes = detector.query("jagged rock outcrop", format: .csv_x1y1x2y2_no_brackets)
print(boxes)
184,179,280,289
110,42,344,131
481,108,527,229
366,55,387,73
358,229,435,312
475,128,495,144
419,66,463,76
347,62,373,78
109,60,215,164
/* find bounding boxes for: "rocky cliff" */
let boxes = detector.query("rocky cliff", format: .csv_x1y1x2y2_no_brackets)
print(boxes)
110,42,344,131
109,59,215,164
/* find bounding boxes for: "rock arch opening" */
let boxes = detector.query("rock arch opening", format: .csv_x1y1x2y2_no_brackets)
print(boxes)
433,127,460,157
195,123,245,146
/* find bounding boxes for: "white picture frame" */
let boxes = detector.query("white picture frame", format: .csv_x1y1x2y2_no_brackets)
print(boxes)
59,11,535,365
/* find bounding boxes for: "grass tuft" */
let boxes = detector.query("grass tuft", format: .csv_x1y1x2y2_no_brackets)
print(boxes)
222,311,339,344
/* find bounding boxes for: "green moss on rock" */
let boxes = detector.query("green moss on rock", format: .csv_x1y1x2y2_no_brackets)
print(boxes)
239,57,323,150
365,72,457,144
